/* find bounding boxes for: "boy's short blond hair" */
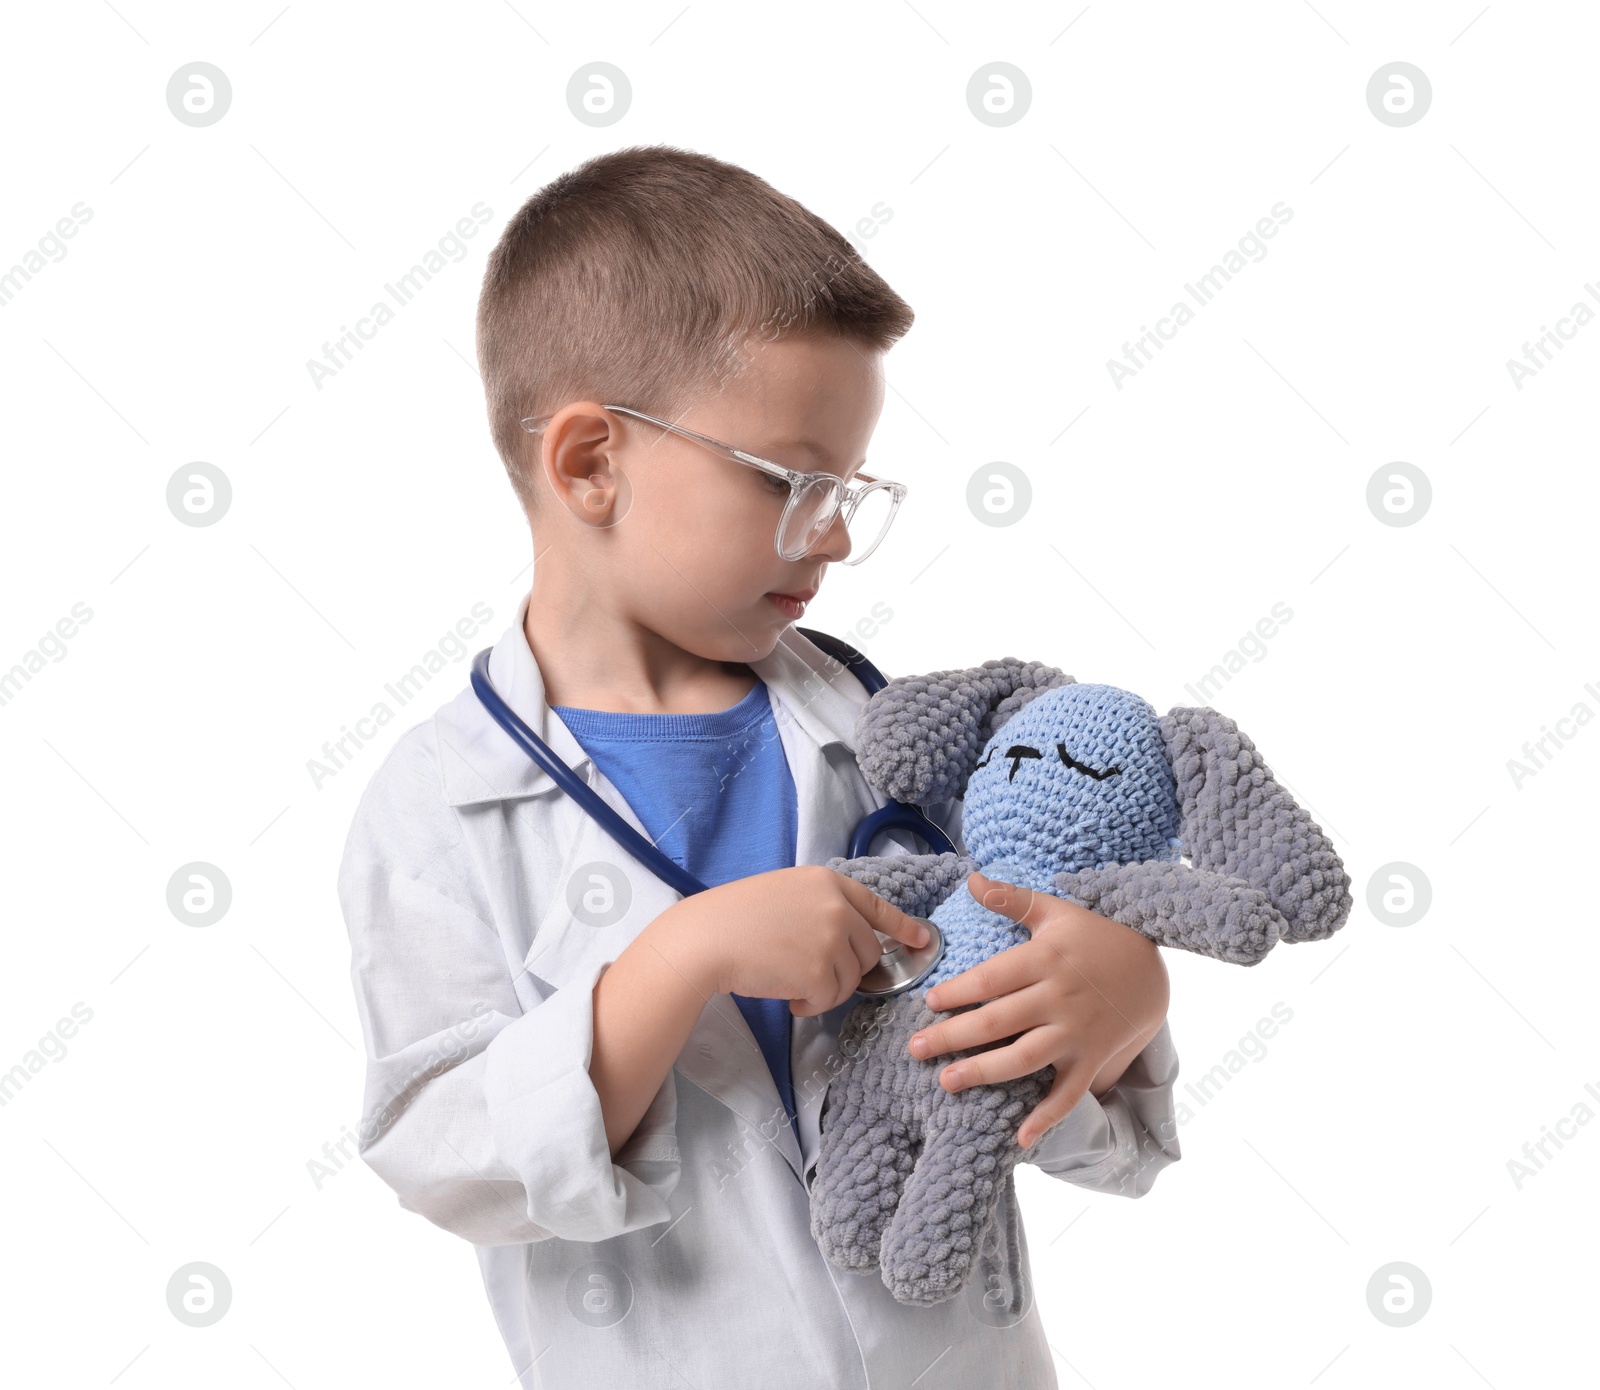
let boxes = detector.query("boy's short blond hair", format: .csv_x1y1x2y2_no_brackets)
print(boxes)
475,143,914,518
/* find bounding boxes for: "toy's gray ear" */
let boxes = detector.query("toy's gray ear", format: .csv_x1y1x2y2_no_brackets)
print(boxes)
855,660,1075,804
1160,708,1351,943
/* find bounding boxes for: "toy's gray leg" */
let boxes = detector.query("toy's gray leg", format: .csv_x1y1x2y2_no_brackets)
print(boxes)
809,996,923,1275
877,999,1053,1306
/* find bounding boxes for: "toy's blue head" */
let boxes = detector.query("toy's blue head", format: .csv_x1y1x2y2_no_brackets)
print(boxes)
960,683,1182,878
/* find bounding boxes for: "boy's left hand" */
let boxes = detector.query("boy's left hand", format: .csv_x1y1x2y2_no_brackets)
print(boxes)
907,870,1171,1148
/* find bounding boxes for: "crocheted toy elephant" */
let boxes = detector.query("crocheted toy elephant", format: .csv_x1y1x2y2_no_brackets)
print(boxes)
809,658,1352,1307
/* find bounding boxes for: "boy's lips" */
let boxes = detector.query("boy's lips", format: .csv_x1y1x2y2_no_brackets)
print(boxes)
765,587,817,619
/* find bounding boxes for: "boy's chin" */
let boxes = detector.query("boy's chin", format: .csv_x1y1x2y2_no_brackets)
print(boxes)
676,622,783,668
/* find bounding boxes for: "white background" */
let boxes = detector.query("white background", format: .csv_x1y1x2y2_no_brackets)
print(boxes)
3,1,1596,1386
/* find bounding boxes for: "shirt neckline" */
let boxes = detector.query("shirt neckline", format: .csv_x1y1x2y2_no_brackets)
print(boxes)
551,678,773,742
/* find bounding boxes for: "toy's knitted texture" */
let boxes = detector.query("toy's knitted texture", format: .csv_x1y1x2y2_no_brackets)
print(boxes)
1155,707,1350,943
812,662,1352,1306
854,658,1076,806
916,682,1186,992
807,991,1052,1307
1048,709,1351,957
821,851,979,922
1051,860,1283,964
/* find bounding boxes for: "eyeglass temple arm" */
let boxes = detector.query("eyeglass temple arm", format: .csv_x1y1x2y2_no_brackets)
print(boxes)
522,410,901,494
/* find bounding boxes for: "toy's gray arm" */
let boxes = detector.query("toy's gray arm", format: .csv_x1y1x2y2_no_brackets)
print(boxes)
1053,861,1287,966
824,851,979,919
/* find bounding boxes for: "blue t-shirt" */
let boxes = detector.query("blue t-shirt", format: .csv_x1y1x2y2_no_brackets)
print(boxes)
552,678,803,1153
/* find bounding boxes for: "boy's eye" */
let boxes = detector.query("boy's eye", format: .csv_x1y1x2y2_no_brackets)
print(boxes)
757,471,790,496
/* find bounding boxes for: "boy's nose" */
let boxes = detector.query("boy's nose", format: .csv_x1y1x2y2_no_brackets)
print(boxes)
807,506,853,563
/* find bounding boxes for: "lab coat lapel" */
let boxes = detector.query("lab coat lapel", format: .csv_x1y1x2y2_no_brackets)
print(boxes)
671,691,879,1187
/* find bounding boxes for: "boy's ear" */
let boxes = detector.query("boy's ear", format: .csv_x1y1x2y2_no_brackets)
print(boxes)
537,403,634,531
1160,706,1352,943
854,660,1074,804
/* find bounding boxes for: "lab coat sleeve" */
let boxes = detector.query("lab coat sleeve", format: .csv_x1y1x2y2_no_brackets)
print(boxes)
1021,1018,1181,1197
338,729,680,1247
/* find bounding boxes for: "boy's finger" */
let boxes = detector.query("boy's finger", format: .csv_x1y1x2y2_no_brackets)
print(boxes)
909,984,1042,1060
921,941,1039,1013
1017,1061,1097,1149
795,959,852,1017
844,924,886,982
928,1027,1052,1093
966,870,1046,933
835,874,931,948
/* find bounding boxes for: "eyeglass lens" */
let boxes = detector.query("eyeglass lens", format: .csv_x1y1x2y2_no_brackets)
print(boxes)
779,477,896,561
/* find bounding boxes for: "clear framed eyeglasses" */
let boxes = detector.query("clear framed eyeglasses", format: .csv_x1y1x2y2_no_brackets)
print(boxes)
520,404,907,565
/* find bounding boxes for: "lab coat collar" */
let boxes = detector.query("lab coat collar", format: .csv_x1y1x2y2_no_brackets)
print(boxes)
436,592,869,808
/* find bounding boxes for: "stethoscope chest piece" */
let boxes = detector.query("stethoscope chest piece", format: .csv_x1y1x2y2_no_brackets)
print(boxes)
856,918,945,998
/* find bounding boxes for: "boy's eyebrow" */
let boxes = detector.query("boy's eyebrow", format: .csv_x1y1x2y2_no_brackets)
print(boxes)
763,438,866,475
764,438,830,459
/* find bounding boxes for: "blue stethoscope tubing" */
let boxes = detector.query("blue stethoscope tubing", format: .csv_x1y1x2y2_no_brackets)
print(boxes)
467,626,954,903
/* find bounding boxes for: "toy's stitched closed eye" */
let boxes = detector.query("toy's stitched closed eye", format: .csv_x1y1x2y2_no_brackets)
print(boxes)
973,742,1121,782
1055,742,1120,780
974,744,1043,781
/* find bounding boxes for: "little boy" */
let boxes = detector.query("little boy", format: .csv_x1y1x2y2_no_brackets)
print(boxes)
338,144,1181,1389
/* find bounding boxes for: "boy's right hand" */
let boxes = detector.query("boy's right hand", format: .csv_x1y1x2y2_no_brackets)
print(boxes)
651,866,932,1017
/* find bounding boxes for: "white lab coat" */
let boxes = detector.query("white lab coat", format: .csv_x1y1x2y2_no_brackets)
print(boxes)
337,595,1181,1389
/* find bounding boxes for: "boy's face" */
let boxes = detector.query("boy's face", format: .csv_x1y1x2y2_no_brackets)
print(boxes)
535,332,887,664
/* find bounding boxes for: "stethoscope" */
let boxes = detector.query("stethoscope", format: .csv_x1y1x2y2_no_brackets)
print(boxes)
470,627,951,997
